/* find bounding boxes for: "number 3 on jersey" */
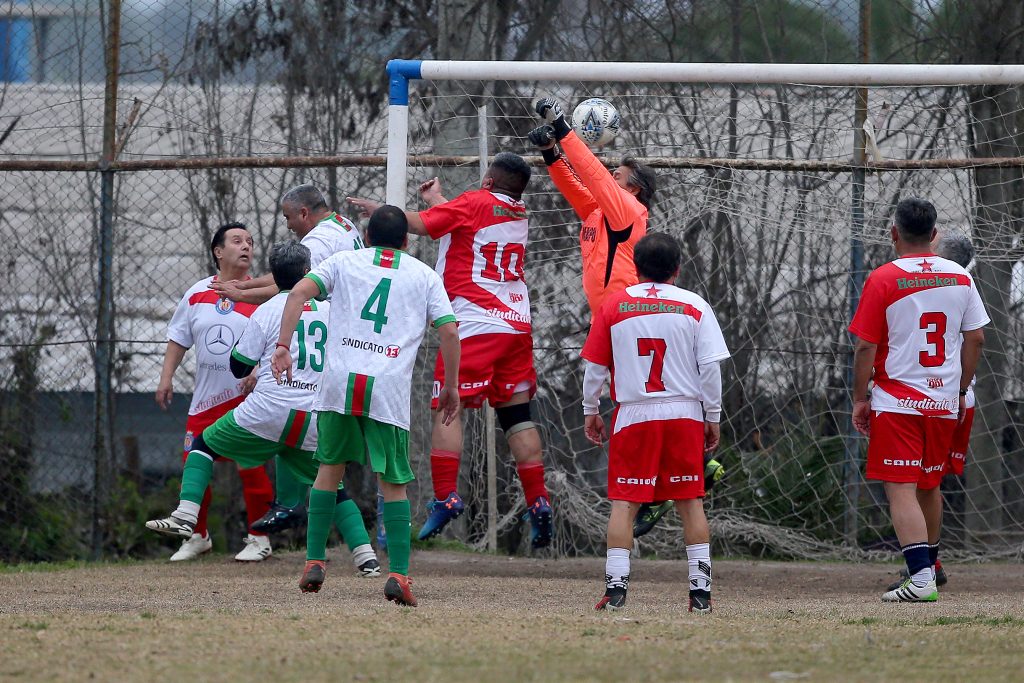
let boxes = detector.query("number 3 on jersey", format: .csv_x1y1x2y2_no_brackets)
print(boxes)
919,312,947,367
637,337,667,392
361,278,392,333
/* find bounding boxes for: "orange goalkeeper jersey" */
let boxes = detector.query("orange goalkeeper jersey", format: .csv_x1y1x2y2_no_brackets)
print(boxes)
546,131,648,319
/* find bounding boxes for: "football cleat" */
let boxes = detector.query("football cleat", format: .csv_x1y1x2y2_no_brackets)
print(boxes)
881,578,938,603
169,532,212,562
595,586,628,611
146,515,196,539
633,501,673,538
234,533,272,562
526,496,553,549
417,492,465,540
689,589,713,614
299,560,326,593
384,573,418,607
250,502,306,534
357,557,382,578
888,565,947,591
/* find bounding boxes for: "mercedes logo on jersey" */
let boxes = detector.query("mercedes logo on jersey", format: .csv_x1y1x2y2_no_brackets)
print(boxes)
204,324,235,355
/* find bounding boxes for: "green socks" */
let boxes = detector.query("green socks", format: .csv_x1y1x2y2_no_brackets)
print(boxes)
383,500,411,576
180,453,214,505
275,456,309,508
305,487,336,562
333,496,371,550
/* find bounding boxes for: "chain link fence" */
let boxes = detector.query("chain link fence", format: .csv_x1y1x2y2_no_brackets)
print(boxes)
3,0,1023,562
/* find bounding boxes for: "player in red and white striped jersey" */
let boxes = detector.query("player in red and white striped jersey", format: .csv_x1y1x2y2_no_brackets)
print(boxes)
850,198,988,603
156,223,275,561
348,153,554,549
581,233,730,613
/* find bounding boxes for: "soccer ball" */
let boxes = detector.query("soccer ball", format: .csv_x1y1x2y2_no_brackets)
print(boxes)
571,98,621,147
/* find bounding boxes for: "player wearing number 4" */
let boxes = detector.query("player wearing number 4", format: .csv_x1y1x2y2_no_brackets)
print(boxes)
581,233,730,614
272,206,461,605
850,198,987,603
348,153,555,550
147,241,381,578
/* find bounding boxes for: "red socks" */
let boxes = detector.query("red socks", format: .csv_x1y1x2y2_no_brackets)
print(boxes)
195,486,213,537
238,465,274,535
430,449,461,501
516,461,548,507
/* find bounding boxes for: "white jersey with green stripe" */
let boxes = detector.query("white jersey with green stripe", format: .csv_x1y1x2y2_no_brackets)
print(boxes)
301,212,364,267
229,292,329,450
307,246,456,430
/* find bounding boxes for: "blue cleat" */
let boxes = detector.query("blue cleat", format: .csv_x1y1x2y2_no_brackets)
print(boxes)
417,492,465,540
526,496,553,549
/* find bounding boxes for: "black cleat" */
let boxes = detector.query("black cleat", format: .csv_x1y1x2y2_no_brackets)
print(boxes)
251,502,307,534
689,589,712,614
633,501,672,538
595,586,627,611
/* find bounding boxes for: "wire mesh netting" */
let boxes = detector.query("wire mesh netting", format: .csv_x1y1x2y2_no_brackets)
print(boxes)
2,0,1023,563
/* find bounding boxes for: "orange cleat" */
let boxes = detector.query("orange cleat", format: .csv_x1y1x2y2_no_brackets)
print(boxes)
383,572,418,607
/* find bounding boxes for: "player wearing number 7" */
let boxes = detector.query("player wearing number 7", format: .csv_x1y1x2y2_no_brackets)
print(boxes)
272,206,461,605
348,153,555,549
849,198,987,603
581,233,730,614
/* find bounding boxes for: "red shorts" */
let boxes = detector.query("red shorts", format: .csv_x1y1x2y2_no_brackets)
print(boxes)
432,332,536,409
866,412,957,489
608,417,705,502
946,407,974,476
182,396,244,461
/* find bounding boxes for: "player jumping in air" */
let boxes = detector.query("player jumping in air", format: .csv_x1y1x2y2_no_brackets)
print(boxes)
155,222,274,562
272,206,460,605
581,233,730,613
887,230,978,592
147,241,381,578
214,185,365,538
529,97,721,538
850,198,987,603
348,153,554,550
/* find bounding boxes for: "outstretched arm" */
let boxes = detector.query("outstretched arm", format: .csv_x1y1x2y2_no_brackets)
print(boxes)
347,196,429,236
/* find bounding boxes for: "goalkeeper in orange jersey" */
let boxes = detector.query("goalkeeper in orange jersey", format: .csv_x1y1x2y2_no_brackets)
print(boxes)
529,97,722,536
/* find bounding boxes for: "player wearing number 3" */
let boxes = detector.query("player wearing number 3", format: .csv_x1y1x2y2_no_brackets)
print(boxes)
581,233,730,614
849,198,987,603
348,153,555,549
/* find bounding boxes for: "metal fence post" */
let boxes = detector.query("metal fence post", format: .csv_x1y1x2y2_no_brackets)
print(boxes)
93,0,121,559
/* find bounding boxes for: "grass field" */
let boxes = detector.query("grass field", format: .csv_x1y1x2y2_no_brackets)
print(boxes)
2,549,1023,682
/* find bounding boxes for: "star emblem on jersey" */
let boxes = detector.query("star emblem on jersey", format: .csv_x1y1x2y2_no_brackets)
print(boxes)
204,324,234,355
918,259,934,273
644,284,660,298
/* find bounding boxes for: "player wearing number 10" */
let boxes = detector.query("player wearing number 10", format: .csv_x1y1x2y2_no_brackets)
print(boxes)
849,197,988,603
348,153,554,550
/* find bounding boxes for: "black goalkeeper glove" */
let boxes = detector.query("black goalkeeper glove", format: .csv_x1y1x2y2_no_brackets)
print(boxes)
527,125,560,165
534,97,572,140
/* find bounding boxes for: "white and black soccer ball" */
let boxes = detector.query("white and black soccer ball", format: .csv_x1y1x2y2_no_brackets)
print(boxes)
571,98,621,147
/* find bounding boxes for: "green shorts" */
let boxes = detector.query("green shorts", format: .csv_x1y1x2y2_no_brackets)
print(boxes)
315,411,413,485
202,410,321,485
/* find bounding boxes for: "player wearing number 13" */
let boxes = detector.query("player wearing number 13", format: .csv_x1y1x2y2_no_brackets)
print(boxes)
849,197,988,603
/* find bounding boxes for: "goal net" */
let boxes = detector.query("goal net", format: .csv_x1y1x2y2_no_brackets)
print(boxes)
384,61,1024,561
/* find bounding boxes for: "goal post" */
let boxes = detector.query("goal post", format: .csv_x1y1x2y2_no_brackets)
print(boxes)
383,59,1024,559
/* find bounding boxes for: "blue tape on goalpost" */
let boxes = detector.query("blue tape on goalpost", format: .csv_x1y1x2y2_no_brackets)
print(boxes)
386,59,423,105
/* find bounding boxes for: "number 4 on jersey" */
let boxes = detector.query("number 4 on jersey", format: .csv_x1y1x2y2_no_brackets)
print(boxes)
361,278,392,333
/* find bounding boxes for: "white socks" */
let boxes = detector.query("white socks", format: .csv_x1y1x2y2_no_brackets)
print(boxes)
911,566,935,588
606,547,630,589
686,543,712,592
174,501,201,526
351,543,377,568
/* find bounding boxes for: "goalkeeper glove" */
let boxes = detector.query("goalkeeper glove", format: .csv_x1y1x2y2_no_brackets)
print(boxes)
534,97,572,140
528,125,560,165
704,453,725,491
